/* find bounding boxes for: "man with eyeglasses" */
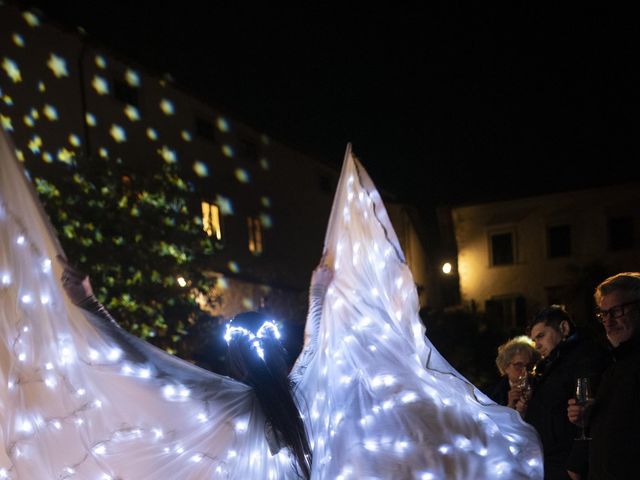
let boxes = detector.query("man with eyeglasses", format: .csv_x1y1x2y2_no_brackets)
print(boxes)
520,305,610,480
567,272,640,479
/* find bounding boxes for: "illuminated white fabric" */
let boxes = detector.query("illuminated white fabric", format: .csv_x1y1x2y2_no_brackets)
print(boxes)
0,132,296,479
0,132,542,479
293,145,543,479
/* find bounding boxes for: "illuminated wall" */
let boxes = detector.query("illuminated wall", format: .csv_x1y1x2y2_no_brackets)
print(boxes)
387,204,430,307
451,183,640,324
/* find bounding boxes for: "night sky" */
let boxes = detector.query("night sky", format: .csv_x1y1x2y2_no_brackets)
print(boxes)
18,1,639,210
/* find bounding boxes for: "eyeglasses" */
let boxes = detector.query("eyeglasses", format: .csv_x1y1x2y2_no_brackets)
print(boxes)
595,300,640,323
509,362,533,370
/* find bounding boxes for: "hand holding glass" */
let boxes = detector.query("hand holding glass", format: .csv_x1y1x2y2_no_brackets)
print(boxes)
574,377,593,440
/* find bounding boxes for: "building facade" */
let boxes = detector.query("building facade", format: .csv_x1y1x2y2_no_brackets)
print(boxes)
446,184,640,329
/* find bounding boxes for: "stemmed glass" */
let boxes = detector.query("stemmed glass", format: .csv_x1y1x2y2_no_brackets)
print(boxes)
516,373,532,402
574,377,593,440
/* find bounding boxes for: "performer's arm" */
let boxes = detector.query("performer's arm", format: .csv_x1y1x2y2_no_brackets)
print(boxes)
58,255,119,327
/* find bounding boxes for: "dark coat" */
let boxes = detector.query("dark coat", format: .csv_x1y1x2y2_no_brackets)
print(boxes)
525,331,611,480
586,333,640,479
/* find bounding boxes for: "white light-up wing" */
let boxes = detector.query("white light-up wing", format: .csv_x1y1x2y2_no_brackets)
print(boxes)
0,131,295,479
295,145,543,479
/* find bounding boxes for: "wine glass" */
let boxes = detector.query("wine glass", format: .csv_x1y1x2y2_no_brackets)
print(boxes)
574,377,593,440
515,373,532,403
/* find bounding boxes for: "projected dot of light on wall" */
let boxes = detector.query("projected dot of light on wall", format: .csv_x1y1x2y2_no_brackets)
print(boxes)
43,104,58,120
12,33,25,47
193,161,208,177
124,105,140,121
69,134,81,146
260,214,273,228
0,6,280,281
221,145,234,158
46,53,68,78
216,117,229,132
158,146,177,163
235,169,249,183
215,195,234,216
95,55,106,69
22,11,40,27
125,69,140,87
92,75,109,95
109,124,126,143
1,114,13,131
160,99,174,115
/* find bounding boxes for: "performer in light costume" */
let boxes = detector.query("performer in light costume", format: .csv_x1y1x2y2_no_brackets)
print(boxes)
0,131,542,479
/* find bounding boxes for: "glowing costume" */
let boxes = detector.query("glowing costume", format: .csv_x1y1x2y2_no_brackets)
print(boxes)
0,132,542,479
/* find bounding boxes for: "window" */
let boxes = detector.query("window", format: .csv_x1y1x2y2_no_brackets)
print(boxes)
247,216,263,255
201,201,222,240
485,295,526,329
112,78,139,106
547,224,571,258
490,231,514,266
608,216,634,251
195,116,216,143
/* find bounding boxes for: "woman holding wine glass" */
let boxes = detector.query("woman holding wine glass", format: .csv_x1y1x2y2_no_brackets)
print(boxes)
487,336,540,411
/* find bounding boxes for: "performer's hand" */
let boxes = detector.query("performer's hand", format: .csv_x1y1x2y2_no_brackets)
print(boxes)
567,398,585,426
56,255,94,305
311,264,334,290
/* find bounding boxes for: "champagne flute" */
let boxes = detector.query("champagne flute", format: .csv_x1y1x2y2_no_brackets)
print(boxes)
574,377,593,440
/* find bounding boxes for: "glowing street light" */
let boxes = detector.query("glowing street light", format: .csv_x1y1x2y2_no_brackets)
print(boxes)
442,262,453,275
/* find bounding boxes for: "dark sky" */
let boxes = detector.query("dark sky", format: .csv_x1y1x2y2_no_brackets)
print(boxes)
20,1,639,208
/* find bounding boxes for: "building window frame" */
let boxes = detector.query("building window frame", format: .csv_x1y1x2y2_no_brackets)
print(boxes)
201,200,222,241
247,216,263,255
488,228,516,267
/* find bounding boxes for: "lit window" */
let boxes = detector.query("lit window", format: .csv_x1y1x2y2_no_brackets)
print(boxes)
247,216,263,255
201,201,222,240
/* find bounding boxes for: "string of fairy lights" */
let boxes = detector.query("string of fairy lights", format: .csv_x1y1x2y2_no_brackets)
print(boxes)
0,197,296,478
2,157,542,479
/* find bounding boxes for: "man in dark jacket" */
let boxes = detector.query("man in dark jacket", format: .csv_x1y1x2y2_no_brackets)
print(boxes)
519,306,610,480
567,272,640,479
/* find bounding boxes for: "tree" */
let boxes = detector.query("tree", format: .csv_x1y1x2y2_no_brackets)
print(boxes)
34,155,221,356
